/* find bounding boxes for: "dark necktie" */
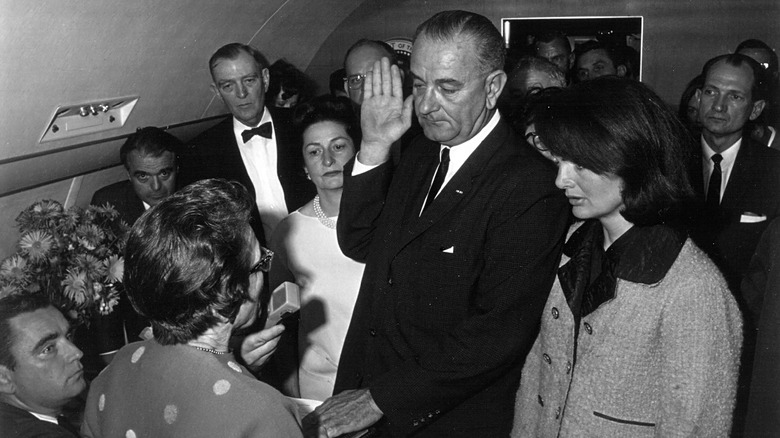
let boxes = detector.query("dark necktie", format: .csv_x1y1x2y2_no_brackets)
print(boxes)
423,147,450,211
241,122,272,143
706,153,723,209
57,415,80,437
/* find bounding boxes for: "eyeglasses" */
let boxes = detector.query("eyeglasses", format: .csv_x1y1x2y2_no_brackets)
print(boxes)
344,73,367,90
250,247,274,274
525,131,548,152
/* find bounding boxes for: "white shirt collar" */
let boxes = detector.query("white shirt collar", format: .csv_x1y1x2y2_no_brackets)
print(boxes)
701,136,742,168
28,410,59,425
441,110,501,183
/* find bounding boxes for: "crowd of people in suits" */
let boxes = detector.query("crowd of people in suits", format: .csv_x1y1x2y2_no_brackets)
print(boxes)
2,7,780,438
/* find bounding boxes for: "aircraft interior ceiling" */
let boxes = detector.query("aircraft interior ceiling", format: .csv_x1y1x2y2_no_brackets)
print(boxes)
0,0,778,258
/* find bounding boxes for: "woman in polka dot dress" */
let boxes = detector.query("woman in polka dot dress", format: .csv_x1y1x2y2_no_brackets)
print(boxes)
81,180,303,437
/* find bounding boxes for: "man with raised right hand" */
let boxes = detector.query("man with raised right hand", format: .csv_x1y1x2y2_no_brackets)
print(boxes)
304,10,569,438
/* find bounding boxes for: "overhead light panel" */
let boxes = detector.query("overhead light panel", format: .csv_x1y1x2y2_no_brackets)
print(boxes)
39,95,139,143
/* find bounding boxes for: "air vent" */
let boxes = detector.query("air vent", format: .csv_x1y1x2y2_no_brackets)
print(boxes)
39,95,139,143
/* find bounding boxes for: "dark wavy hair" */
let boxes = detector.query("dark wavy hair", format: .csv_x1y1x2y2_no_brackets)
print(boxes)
0,293,54,370
124,179,255,345
534,76,694,226
119,127,182,169
413,10,505,75
293,94,360,148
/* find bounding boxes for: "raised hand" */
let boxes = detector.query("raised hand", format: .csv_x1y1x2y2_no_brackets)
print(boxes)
358,57,414,166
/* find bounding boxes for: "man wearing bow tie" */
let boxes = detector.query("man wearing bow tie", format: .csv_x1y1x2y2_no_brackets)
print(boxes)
179,43,314,244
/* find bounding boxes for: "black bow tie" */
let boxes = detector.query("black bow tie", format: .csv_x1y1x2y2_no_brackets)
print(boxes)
241,122,272,143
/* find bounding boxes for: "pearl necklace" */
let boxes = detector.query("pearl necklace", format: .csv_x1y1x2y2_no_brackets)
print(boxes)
313,195,337,229
189,344,230,355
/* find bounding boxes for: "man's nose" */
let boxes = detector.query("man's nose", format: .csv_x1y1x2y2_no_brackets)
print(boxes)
712,95,727,112
64,339,84,362
149,176,162,191
237,83,248,99
417,88,439,115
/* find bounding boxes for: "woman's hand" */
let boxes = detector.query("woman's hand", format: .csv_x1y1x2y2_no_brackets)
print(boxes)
240,324,285,372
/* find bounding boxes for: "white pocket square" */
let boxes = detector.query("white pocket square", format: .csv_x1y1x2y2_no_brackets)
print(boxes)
740,213,767,223
442,246,455,253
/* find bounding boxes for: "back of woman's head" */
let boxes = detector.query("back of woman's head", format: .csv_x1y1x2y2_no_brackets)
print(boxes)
124,179,254,344
294,94,359,146
535,76,693,225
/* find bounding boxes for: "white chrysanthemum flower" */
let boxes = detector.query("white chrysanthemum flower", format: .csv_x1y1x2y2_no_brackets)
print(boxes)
19,230,54,260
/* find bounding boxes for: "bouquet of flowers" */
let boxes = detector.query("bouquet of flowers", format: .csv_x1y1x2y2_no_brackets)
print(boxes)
0,200,128,325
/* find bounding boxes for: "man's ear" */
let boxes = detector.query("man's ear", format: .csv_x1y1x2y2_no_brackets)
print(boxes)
0,365,16,395
485,70,508,110
750,99,766,121
210,82,222,100
616,65,627,77
262,68,270,93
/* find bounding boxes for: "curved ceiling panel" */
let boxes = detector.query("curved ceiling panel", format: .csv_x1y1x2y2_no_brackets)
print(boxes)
0,0,362,194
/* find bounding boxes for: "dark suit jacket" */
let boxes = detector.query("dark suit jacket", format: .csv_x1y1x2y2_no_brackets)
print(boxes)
335,118,569,437
90,180,144,226
743,218,780,437
689,136,780,295
177,107,315,245
0,402,78,438
88,182,149,374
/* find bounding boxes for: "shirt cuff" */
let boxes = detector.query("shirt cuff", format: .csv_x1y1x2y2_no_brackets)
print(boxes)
352,151,382,176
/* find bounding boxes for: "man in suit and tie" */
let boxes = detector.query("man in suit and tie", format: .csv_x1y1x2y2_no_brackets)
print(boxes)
178,43,314,245
689,53,780,435
689,53,780,297
304,10,569,437
0,294,86,437
91,126,180,226
89,127,179,369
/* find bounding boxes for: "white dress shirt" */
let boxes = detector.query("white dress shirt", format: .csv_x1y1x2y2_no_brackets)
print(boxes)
233,108,288,238
702,136,741,203
353,111,501,193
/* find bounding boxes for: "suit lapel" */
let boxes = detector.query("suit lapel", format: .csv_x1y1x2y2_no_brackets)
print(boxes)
220,118,256,198
399,121,509,251
400,146,439,227
720,138,753,210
